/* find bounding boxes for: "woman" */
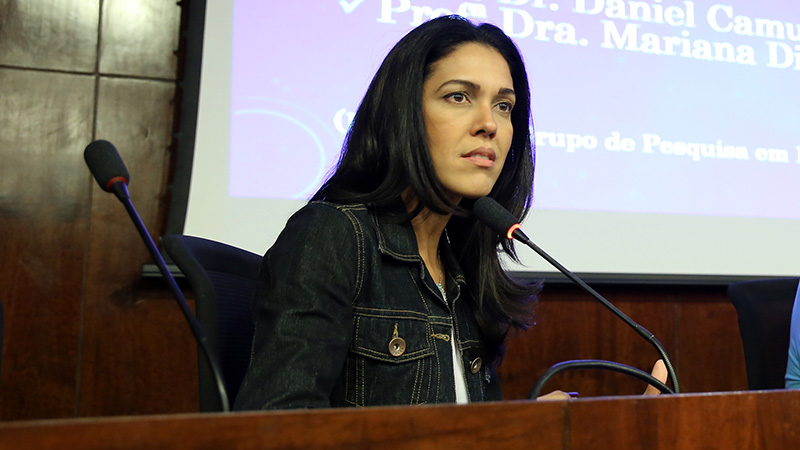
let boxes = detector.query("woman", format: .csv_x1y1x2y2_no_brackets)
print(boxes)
234,15,543,410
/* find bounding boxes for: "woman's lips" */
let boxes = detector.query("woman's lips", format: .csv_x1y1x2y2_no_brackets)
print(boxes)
462,148,496,168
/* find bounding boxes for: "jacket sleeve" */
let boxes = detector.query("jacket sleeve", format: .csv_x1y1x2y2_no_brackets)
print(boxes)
234,203,363,410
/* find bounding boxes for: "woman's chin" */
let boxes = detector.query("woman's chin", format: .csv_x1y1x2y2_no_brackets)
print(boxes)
458,187,494,200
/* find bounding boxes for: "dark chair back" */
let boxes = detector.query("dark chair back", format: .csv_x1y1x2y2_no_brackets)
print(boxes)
163,235,262,412
727,278,799,390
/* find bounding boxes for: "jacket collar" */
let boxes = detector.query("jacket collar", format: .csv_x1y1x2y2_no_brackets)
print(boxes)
373,213,420,262
370,206,466,285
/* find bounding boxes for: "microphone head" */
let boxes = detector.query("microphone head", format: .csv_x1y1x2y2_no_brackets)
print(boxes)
472,197,521,240
84,140,130,192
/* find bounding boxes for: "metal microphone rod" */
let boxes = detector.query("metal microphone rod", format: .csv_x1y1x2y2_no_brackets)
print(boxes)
113,183,231,411
514,232,680,394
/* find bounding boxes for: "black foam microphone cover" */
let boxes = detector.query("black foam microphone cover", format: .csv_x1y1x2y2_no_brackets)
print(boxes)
84,140,130,192
472,196,520,237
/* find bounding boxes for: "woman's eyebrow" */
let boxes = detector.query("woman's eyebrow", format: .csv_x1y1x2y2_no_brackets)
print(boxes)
498,87,516,97
436,79,480,92
436,80,516,97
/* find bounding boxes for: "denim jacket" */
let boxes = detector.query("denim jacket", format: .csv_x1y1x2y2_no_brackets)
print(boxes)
234,201,502,410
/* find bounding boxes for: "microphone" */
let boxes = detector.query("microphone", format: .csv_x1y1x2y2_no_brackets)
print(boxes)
84,140,231,412
472,197,679,396
472,195,532,243
83,139,131,201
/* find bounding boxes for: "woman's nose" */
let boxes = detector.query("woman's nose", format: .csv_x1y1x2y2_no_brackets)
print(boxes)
472,104,497,138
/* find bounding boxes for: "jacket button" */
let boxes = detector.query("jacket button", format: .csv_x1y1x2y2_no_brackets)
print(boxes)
470,357,482,374
389,337,406,357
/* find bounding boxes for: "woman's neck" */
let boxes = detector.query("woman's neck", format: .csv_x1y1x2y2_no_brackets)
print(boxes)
411,208,449,263
402,190,458,285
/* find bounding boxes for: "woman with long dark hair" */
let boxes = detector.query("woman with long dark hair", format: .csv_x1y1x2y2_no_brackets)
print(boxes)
236,15,600,409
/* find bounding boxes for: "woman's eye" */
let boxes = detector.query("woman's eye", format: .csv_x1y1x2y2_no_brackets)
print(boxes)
446,92,467,103
496,101,514,113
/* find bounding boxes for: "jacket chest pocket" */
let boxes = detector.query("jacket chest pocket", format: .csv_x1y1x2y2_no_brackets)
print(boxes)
344,311,438,406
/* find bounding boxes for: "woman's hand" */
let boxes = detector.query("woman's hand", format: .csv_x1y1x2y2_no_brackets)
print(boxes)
536,390,578,401
643,359,668,395
536,359,669,400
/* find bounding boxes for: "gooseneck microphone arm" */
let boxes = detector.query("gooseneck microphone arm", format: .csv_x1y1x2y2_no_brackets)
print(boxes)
473,197,680,395
512,228,678,394
528,360,674,398
84,140,231,412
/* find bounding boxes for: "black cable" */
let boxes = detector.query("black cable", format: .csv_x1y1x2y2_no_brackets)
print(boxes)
529,359,674,399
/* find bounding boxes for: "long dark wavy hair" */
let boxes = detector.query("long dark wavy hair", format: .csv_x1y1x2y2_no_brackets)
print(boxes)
313,15,539,364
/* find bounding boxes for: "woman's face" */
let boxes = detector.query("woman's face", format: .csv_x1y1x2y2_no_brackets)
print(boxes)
422,42,515,203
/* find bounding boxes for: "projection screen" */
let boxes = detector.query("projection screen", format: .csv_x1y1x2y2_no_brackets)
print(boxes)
182,0,800,282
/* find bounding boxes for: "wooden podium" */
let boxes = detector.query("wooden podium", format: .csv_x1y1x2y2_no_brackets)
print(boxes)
2,390,799,449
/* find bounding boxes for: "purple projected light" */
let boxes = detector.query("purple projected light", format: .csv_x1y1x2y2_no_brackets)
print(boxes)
229,0,800,219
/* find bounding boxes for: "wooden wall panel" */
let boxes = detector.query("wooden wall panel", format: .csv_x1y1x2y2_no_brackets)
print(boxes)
0,69,95,420
77,77,196,416
498,283,746,400
0,0,188,420
99,0,180,78
500,284,677,399
676,288,748,392
0,0,100,71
